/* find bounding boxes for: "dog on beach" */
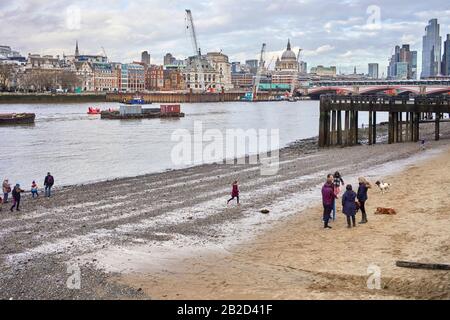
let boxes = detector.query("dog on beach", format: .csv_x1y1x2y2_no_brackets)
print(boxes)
375,207,397,215
375,181,391,194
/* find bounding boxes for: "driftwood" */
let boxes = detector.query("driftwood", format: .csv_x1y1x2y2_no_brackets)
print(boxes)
396,261,450,270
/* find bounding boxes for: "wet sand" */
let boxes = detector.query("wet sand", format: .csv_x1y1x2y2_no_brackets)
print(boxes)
0,122,449,299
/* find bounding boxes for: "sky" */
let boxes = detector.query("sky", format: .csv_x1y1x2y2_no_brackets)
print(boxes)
1,0,450,75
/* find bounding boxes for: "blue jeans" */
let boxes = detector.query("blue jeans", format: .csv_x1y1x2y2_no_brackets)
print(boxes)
45,186,52,197
3,192,8,203
31,190,39,198
331,199,336,220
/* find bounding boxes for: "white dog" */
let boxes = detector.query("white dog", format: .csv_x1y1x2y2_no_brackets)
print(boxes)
375,181,391,194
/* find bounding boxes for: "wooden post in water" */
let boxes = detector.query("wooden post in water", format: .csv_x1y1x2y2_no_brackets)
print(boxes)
368,111,373,145
337,111,342,145
405,112,410,142
388,112,394,144
331,110,337,146
319,110,326,147
435,113,440,141
349,111,355,146
414,112,420,142
372,111,377,144
326,111,331,146
354,110,359,145
344,110,350,146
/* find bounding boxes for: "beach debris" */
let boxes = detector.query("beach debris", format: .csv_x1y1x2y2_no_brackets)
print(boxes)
374,207,397,215
396,261,450,270
260,209,270,214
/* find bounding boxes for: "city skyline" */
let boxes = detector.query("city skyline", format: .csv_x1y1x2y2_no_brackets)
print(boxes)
1,0,450,74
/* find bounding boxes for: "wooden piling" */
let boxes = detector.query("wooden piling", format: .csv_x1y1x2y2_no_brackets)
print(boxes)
372,111,377,144
331,110,337,145
344,110,350,146
435,113,440,141
337,111,342,145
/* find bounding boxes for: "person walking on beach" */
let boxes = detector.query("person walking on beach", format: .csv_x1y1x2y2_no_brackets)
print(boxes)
342,185,357,228
31,181,39,198
227,180,240,205
44,172,54,197
322,174,336,229
10,184,24,212
357,177,371,224
332,171,345,220
3,178,11,204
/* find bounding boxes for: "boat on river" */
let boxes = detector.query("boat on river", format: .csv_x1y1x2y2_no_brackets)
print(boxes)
0,113,36,125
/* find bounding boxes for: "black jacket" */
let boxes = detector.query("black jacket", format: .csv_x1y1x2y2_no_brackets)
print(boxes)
44,175,54,186
12,187,24,200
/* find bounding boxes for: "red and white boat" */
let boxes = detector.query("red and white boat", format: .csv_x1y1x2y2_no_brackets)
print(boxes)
87,107,101,115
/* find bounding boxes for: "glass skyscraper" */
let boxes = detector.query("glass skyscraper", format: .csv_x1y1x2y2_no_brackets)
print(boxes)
421,19,442,78
442,34,450,76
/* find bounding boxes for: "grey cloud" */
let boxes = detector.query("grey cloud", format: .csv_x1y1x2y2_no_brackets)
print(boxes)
0,0,449,74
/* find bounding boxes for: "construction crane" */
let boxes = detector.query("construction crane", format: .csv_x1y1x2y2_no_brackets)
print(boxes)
289,48,302,99
185,9,205,92
252,43,266,101
101,46,108,60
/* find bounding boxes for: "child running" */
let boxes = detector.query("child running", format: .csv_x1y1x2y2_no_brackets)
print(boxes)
227,180,240,205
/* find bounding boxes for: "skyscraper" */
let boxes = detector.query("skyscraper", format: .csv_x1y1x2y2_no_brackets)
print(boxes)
75,40,80,57
368,63,379,79
421,19,442,78
387,44,417,79
164,53,176,66
141,51,150,65
442,34,450,76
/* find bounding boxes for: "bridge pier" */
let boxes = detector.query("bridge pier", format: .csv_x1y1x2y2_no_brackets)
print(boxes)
435,113,440,141
319,95,449,148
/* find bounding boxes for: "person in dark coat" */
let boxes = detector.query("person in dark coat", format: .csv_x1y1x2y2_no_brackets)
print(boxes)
357,177,371,224
342,184,357,228
10,184,25,212
321,174,336,229
44,172,54,197
227,180,240,205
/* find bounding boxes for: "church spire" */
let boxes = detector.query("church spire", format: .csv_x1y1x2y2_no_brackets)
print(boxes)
287,39,291,51
75,40,80,57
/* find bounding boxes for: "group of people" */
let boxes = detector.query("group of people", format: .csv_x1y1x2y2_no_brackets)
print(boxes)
322,171,371,229
1,172,55,212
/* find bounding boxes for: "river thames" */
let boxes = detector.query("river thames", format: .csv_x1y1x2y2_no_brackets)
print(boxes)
0,101,388,186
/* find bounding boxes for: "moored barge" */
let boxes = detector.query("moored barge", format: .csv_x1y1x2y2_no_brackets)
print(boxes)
0,113,36,125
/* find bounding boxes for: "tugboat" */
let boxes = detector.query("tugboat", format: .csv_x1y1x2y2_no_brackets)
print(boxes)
0,113,36,125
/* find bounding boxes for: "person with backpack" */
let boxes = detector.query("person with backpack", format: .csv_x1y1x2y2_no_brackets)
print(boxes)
10,184,25,212
3,178,11,203
44,172,54,197
357,177,371,224
322,174,336,229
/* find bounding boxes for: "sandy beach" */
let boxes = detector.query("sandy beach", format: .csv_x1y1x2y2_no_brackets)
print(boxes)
121,145,450,300
0,122,449,299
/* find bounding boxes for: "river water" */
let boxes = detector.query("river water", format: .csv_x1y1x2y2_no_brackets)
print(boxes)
0,101,387,187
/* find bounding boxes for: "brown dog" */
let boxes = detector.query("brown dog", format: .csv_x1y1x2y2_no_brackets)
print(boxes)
375,207,397,215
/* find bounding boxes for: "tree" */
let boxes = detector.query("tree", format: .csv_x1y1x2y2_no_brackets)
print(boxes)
0,64,14,91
